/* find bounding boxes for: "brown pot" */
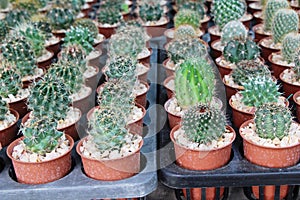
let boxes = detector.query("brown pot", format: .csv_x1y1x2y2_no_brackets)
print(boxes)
293,91,300,122
93,36,105,52
248,2,262,14
45,38,62,56
137,63,150,82
241,13,253,28
76,136,143,181
215,56,233,79
200,15,211,33
52,29,66,39
37,50,54,71
210,40,222,60
162,58,175,77
164,97,181,129
85,65,100,90
290,1,300,11
269,53,292,80
135,81,150,108
122,11,131,21
8,96,28,118
72,86,93,114
0,109,19,147
138,48,153,65
81,5,92,18
98,24,118,39
208,26,221,44
22,71,44,89
223,77,243,101
142,17,169,38
6,134,74,184
279,69,300,98
87,49,102,69
253,24,271,43
253,11,263,26
259,37,280,62
163,75,175,99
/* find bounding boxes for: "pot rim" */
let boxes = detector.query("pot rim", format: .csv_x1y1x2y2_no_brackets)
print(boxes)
293,90,300,105
0,108,19,132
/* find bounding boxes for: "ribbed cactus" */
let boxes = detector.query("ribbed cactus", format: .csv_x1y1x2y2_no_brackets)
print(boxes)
105,56,137,81
0,0,9,9
179,1,205,20
254,103,292,140
182,104,226,144
175,57,215,109
240,76,281,107
281,32,300,63
5,9,30,28
22,117,64,154
139,3,163,22
60,43,87,68
293,48,300,80
223,38,260,64
221,20,248,46
167,37,207,64
0,97,9,121
47,8,75,30
174,9,201,30
174,25,197,39
232,60,271,85
263,0,289,32
211,0,246,30
0,62,22,98
64,26,94,55
272,8,299,44
97,7,122,25
74,18,99,39
0,21,8,41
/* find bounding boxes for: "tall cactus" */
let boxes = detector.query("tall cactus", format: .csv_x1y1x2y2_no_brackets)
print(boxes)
221,20,248,45
281,32,300,63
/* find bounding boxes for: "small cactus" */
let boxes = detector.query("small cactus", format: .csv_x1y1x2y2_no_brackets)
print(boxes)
174,24,197,39
174,9,201,30
293,48,300,80
179,1,205,20
105,56,137,81
221,20,248,46
0,61,22,98
272,8,299,44
211,0,246,30
0,97,9,121
223,38,260,64
74,18,99,39
31,21,53,40
97,7,122,25
182,104,226,144
14,0,44,15
101,0,129,13
254,103,292,140
281,32,300,63
60,43,87,68
0,0,9,9
47,8,75,30
5,9,30,28
53,0,84,13
240,76,281,107
0,20,8,41
263,0,289,32
139,2,163,22
175,57,215,109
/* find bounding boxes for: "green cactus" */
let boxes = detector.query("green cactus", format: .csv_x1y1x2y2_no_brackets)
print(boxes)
231,60,271,85
97,7,122,25
14,0,44,15
105,56,137,81
53,0,84,13
272,8,299,44
174,9,201,30
263,0,289,32
174,24,197,39
240,76,281,107
293,48,300,80
254,103,292,140
1,36,37,77
28,76,71,120
139,3,163,22
211,0,246,30
74,18,99,39
0,0,8,10
175,57,215,109
223,38,261,64
0,97,9,121
22,116,64,155
221,20,248,46
167,37,207,64
281,32,300,63
0,20,8,41
60,43,87,68
179,1,205,20
5,9,30,28
101,0,129,13
182,104,226,144
47,8,75,30
0,61,22,98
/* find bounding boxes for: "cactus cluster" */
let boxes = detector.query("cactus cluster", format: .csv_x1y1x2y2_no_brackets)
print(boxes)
223,38,260,64
281,32,300,63
174,24,197,39
47,8,75,30
5,9,30,28
221,20,248,46
0,62,22,98
139,3,163,22
0,97,9,121
74,18,99,39
175,57,215,109
272,8,299,44
182,104,226,144
211,0,246,30
174,9,201,30
254,103,292,140
167,37,207,64
105,56,137,81
179,1,205,20
240,76,281,107
97,7,122,25
0,20,8,41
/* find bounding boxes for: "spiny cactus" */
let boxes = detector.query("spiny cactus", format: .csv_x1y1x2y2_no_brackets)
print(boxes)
74,18,99,39
211,0,246,30
0,97,9,121
0,0,9,9
139,3,163,22
223,38,260,64
105,56,137,81
179,1,205,20
0,21,8,41
254,103,292,140
221,20,248,46
14,0,43,15
231,60,271,85
60,43,87,68
101,0,129,13
5,9,30,28
53,0,84,13
97,7,122,25
182,104,226,144
175,57,215,109
167,37,207,64
22,116,64,155
293,48,300,80
31,21,53,40
263,0,289,32
64,26,94,55
272,8,299,44
28,76,71,120
281,32,300,63
240,76,281,107
174,24,197,39
174,9,201,30
47,8,75,30
0,61,22,98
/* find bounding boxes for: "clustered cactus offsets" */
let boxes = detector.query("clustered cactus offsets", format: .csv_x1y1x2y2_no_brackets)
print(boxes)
174,9,201,30
47,7,75,30
139,2,163,22
281,32,300,63
221,20,248,46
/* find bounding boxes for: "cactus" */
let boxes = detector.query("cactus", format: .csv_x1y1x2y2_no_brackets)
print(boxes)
272,8,299,44
14,0,43,14
174,9,201,30
105,56,137,81
21,116,64,154
5,9,30,28
263,0,289,32
47,8,75,30
167,37,207,64
293,49,300,80
182,104,226,144
254,103,292,140
0,61,22,98
179,1,205,20
175,57,215,109
240,76,281,107
139,3,163,22
223,38,260,64
97,7,122,25
211,0,246,30
221,20,248,46
28,76,71,120
0,20,8,41
174,24,197,39
0,0,8,9
281,32,300,63
231,60,271,85
64,26,94,55
1,36,37,77
74,18,99,39
31,21,53,40
0,97,9,121
60,43,87,68
53,0,84,13
101,0,129,13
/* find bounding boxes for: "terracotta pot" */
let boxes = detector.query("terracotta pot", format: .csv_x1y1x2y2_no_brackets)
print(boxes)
122,11,131,21
6,134,74,184
164,97,181,129
162,58,175,77
76,136,143,181
253,24,271,43
210,40,222,59
37,50,54,71
182,188,225,200
138,48,153,65
135,80,150,108
137,63,150,82
215,56,233,79
81,5,92,18
269,53,292,80
86,0,97,6
290,1,300,11
85,65,100,90
22,71,44,89
241,13,253,28
200,15,211,33
163,75,175,99
293,91,300,122
8,96,28,118
248,2,262,14
87,49,102,69
72,86,93,114
223,77,242,101
0,109,19,147
45,38,62,56
279,69,300,98
98,25,118,39
253,11,263,26
142,17,169,38
208,26,221,44
259,37,281,62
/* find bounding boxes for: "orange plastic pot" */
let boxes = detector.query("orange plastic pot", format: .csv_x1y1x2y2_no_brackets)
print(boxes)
37,50,54,71
253,23,270,43
0,109,19,147
210,40,222,59
223,77,243,101
164,97,181,129
72,86,93,114
137,63,150,83
98,25,117,39
162,58,175,77
84,65,100,91
8,96,28,118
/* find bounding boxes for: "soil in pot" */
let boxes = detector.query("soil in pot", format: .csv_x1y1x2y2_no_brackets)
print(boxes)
259,37,281,63
0,109,19,147
5,89,30,118
269,52,292,80
279,69,299,98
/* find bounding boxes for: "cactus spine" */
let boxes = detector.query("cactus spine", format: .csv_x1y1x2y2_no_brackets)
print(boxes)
293,48,300,80
5,9,30,28
221,20,248,46
174,9,201,30
179,1,205,20
281,32,300,63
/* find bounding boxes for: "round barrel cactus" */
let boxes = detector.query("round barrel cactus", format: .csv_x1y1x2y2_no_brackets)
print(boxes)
174,24,197,39
0,61,22,98
47,8,75,30
281,32,300,63
139,3,163,22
